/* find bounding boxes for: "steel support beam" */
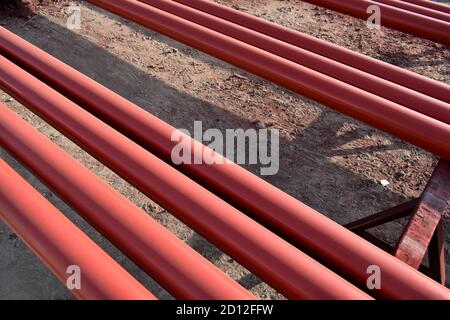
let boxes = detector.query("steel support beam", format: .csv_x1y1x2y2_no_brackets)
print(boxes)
346,160,450,285
395,161,450,271
346,199,419,232
428,221,446,285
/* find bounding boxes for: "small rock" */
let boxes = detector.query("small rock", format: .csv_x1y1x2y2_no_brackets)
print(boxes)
42,192,53,199
163,48,178,55
8,233,17,241
394,171,405,180
228,73,247,81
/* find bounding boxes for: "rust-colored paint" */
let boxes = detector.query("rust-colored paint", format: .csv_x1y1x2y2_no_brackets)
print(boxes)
173,0,450,103
135,0,450,124
0,151,156,300
0,103,254,300
84,0,450,159
299,0,450,45
371,0,450,22
0,56,372,300
395,161,450,269
399,0,450,14
0,1,448,298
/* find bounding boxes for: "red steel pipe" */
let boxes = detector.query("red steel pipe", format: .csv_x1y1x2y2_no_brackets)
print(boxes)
0,56,371,300
400,0,450,14
86,0,450,160
174,0,450,103
298,0,450,45
0,103,253,300
6,1,449,299
0,153,155,300
370,0,450,22
136,0,450,124
5,18,449,127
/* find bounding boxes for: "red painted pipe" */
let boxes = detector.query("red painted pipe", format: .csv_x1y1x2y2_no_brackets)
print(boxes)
400,0,450,14
0,152,155,300
86,0,450,161
0,56,371,300
136,0,450,124
174,0,449,103
6,2,449,299
299,0,450,45
0,102,253,300
370,0,450,22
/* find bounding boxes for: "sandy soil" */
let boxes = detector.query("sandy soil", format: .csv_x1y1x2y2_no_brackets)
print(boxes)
0,0,449,299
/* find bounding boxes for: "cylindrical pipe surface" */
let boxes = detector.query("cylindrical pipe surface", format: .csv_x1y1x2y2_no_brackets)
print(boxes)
173,0,450,103
136,0,450,124
0,153,156,300
299,0,450,45
370,0,450,22
86,0,450,161
0,56,371,300
0,102,253,300
400,0,450,14
7,0,449,299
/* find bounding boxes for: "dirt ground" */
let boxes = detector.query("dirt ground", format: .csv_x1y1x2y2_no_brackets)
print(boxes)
0,0,449,299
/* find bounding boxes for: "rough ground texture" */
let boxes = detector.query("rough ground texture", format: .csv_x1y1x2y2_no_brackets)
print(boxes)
0,0,449,299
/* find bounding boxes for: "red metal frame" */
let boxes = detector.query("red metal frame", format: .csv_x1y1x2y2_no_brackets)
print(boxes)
0,0,449,300
1,0,447,298
346,160,450,285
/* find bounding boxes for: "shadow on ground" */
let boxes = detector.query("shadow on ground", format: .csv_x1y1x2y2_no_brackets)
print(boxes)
0,9,447,299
